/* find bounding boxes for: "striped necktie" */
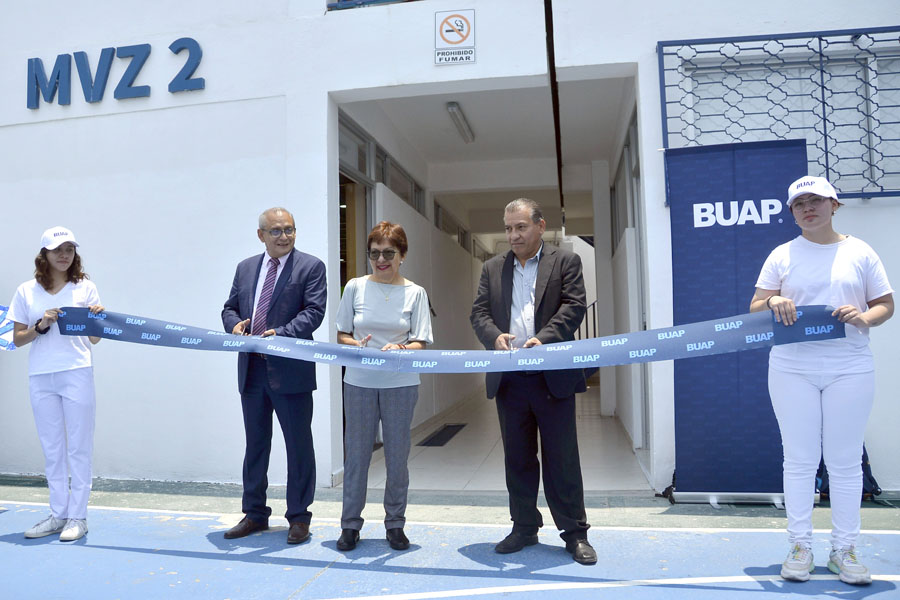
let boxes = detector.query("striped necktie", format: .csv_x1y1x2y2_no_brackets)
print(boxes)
251,257,280,335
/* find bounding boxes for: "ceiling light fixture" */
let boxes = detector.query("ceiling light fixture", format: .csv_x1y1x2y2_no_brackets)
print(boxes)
446,101,475,143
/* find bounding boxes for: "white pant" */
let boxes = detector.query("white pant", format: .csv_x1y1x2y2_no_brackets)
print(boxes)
768,368,873,550
29,367,96,520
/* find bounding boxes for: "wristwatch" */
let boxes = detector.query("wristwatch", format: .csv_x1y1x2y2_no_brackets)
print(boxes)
34,319,50,335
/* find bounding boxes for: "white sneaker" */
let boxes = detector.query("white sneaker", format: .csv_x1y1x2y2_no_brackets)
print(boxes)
59,519,88,542
781,543,814,582
24,515,67,538
828,547,871,585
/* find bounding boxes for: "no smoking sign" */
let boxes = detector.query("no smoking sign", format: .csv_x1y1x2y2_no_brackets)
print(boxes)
435,10,475,65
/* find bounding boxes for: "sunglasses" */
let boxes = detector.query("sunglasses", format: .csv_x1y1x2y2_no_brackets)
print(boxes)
368,249,398,261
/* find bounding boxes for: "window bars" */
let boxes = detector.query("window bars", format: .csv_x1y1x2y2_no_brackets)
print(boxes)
658,26,900,199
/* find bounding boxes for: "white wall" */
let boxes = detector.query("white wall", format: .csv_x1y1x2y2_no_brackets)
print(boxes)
837,199,900,490
612,229,643,448
3,0,899,493
591,160,617,416
553,0,900,491
1,0,542,486
0,96,294,482
568,236,597,309
322,1,549,103
0,2,340,486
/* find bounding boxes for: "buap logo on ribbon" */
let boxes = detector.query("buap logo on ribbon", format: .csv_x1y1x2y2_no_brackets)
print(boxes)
54,306,846,372
0,304,16,351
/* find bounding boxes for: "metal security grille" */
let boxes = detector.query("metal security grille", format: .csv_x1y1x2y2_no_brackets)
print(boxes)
658,26,900,198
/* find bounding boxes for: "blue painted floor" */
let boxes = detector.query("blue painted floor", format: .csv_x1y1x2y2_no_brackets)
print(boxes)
2,501,899,599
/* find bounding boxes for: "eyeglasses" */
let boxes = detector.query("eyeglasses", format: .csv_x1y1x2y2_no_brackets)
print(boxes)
264,227,296,238
368,249,397,261
791,196,829,211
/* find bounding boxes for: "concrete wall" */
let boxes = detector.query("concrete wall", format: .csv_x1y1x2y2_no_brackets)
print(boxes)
551,0,900,491
2,0,899,492
0,97,297,483
0,0,547,487
569,236,597,309
591,160,616,417
613,228,643,449
836,199,900,490
0,1,338,485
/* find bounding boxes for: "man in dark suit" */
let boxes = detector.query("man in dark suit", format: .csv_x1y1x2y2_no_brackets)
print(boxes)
222,207,326,544
470,198,596,565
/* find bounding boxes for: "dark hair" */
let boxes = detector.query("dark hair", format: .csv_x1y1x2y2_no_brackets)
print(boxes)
34,248,88,292
367,221,409,257
504,198,543,224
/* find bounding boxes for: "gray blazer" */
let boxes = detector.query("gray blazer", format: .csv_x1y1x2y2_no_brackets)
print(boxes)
470,244,587,399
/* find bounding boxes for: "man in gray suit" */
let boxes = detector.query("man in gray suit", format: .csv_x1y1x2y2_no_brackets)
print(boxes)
470,198,596,565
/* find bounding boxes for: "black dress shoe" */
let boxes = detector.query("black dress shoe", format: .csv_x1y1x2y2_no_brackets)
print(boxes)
287,521,310,544
494,531,539,554
224,516,268,539
565,539,598,565
386,528,410,550
336,528,359,551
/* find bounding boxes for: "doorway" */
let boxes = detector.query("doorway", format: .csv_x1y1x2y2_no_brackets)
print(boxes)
335,74,652,492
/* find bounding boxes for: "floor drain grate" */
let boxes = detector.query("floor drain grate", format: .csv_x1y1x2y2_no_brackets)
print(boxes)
417,423,466,447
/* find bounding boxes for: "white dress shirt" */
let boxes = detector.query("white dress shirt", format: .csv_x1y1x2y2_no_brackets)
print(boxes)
251,251,288,329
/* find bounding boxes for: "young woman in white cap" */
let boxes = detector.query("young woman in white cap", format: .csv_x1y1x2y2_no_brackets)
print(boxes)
8,227,104,542
750,176,894,584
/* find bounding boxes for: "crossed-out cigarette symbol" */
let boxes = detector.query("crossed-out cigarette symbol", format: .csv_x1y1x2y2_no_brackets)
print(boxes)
440,14,471,45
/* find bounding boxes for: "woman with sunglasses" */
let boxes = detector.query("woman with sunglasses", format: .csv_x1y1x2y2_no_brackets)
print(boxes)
334,221,433,552
750,176,893,585
8,227,105,542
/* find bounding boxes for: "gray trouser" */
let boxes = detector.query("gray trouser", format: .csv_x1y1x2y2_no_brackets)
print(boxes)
341,382,418,531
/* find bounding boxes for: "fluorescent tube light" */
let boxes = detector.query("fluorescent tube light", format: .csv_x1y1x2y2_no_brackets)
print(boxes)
446,101,475,143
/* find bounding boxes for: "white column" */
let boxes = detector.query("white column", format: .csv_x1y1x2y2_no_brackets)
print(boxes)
591,160,616,416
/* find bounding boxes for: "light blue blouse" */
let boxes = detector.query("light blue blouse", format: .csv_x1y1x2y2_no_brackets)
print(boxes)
335,276,433,388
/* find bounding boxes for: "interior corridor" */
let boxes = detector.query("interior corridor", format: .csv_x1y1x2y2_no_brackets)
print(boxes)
352,385,651,493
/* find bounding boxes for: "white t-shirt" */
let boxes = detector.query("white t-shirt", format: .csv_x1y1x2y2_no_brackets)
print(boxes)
755,235,893,374
8,279,101,376
335,276,433,389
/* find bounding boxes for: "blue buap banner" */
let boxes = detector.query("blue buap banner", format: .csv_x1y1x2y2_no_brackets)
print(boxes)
0,305,16,350
55,305,843,372
667,139,809,495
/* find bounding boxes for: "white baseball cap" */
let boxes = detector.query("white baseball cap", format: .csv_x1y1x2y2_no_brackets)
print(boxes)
41,226,79,250
787,176,839,207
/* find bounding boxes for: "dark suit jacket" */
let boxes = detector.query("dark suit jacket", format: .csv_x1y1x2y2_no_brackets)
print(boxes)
470,244,587,399
222,248,326,395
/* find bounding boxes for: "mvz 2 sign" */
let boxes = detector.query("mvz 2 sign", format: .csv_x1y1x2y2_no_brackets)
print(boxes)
27,37,205,109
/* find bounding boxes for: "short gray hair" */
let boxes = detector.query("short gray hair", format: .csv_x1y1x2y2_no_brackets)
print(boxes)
258,207,294,229
504,198,543,224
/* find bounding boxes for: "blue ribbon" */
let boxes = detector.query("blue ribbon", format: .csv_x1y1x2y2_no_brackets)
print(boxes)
0,304,16,351
53,305,845,373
